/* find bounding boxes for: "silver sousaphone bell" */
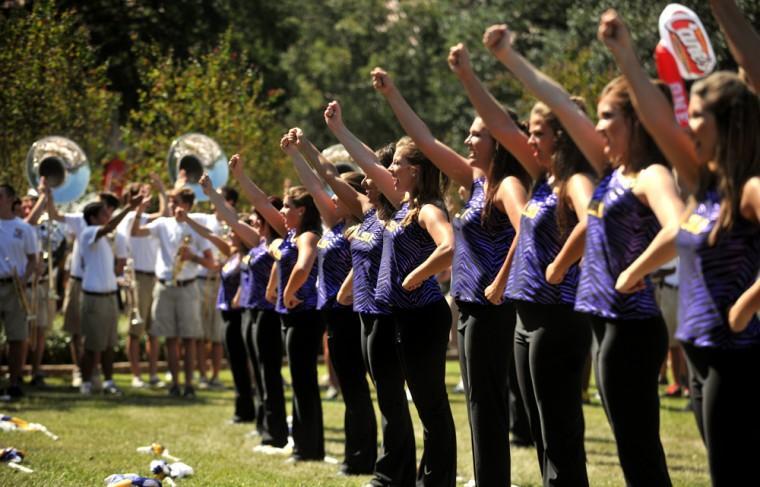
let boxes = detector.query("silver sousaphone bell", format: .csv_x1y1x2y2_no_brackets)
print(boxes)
26,136,91,204
167,133,228,202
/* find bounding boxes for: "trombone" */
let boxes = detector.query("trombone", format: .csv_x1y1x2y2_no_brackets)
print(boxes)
123,258,144,327
5,258,35,324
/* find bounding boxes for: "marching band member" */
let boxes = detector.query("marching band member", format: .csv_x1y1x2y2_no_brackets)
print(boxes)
131,188,214,398
0,183,38,400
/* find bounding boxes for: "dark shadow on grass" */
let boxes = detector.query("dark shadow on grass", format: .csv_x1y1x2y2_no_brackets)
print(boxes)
584,435,615,444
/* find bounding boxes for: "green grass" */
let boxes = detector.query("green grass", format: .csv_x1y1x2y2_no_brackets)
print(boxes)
0,361,708,486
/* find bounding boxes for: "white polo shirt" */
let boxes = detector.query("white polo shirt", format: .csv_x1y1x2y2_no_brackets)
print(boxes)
145,217,212,282
79,225,128,293
64,213,87,278
189,212,224,278
0,217,38,278
116,211,158,273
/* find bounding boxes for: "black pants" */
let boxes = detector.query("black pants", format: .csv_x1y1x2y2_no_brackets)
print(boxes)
681,341,760,486
361,313,416,487
515,301,590,487
510,318,533,446
323,307,377,474
247,309,288,447
457,300,517,486
394,299,456,487
591,315,671,487
281,310,325,460
222,309,256,421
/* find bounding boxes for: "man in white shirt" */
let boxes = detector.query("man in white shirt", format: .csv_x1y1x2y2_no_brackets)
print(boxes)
132,188,213,398
0,184,38,399
50,191,121,388
78,198,135,395
190,186,237,389
116,179,167,389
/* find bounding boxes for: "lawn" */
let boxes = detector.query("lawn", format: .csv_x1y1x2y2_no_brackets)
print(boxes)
0,359,708,486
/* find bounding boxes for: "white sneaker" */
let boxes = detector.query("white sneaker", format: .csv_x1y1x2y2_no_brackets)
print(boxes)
131,376,146,388
71,369,82,388
198,377,209,390
80,381,92,395
149,376,166,388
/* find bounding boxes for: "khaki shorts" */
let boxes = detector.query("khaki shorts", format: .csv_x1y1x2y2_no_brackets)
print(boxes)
198,276,224,342
81,292,119,352
0,281,28,341
26,283,52,330
654,284,679,347
128,272,156,337
150,280,202,339
63,277,82,335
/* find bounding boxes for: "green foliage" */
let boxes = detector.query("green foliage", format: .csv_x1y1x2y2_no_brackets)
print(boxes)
122,31,291,198
0,0,118,194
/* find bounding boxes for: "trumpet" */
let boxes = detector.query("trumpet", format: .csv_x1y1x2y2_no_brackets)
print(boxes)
172,235,193,286
123,258,144,327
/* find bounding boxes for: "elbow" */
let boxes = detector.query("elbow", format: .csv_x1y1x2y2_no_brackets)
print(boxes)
439,242,454,266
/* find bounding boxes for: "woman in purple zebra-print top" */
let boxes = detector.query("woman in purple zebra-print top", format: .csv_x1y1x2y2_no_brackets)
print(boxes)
602,9,760,485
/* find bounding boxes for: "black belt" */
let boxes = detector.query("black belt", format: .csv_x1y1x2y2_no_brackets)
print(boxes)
196,275,218,281
135,270,155,277
159,278,196,287
70,275,82,282
83,290,118,297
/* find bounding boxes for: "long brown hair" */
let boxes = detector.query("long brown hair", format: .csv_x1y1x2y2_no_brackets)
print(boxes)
482,111,531,229
599,76,672,172
396,137,449,225
286,186,321,235
691,71,760,244
374,142,397,221
532,100,596,236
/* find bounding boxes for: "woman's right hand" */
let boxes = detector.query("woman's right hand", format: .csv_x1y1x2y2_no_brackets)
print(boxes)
483,24,514,57
371,67,396,96
597,9,633,58
324,100,344,129
447,43,472,76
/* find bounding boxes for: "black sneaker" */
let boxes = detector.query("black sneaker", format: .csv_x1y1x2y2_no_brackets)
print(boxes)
7,385,23,400
183,385,196,399
168,384,181,397
30,374,46,387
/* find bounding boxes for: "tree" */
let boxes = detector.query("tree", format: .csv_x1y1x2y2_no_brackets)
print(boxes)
122,31,291,198
0,0,118,194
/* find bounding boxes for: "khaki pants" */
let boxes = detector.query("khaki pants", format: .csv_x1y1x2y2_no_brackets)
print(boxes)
0,280,28,341
198,276,224,342
63,277,82,335
150,280,202,338
80,292,119,352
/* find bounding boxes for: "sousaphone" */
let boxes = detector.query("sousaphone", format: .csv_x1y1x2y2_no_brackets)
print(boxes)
167,133,228,202
26,136,90,204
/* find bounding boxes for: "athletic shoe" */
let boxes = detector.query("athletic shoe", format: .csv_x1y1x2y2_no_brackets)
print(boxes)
148,376,166,388
183,385,196,399
71,369,83,388
102,380,122,396
30,374,46,387
453,380,465,394
80,381,93,395
208,377,225,389
7,385,23,400
131,376,146,388
325,385,339,400
198,377,209,390
168,384,181,397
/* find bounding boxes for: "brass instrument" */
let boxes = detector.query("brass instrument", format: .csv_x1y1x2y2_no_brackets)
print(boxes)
123,258,144,327
5,258,35,324
172,235,193,286
167,133,228,202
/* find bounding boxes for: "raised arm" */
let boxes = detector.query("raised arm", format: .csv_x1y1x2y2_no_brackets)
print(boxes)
448,43,542,180
371,67,474,187
295,126,369,219
147,174,170,219
198,174,260,249
484,25,608,176
130,196,152,237
598,10,700,192
283,131,340,228
324,100,404,207
229,153,287,237
710,0,760,93
96,193,141,241
175,207,232,258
